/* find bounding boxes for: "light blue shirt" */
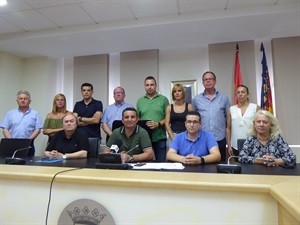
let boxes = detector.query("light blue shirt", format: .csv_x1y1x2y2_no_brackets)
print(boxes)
192,90,231,141
101,102,133,130
0,107,43,138
170,130,218,157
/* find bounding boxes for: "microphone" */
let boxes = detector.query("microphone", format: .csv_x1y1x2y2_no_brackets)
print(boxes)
110,140,123,153
216,156,242,174
5,146,32,165
125,145,139,155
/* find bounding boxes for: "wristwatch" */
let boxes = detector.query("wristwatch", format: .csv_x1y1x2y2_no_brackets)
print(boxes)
158,122,161,127
62,154,67,160
129,156,135,163
200,157,205,165
79,117,83,122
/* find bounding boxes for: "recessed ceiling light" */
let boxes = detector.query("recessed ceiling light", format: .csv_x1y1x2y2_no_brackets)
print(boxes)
0,0,7,7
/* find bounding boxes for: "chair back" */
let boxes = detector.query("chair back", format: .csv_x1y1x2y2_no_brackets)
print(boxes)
88,137,99,158
112,120,152,140
237,139,246,152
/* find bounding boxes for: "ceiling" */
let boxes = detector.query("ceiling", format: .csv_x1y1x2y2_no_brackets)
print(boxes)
0,0,299,58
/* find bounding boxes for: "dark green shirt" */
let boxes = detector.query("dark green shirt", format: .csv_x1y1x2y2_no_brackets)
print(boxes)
107,125,152,155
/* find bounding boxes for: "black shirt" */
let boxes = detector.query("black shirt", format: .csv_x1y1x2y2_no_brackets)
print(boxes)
46,129,89,154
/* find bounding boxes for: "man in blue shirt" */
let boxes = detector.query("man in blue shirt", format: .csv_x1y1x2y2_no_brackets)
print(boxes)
167,111,220,165
0,90,43,156
73,83,103,140
192,71,231,162
101,86,133,142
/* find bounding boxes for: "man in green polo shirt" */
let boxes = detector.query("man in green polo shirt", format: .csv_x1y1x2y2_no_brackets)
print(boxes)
104,107,154,163
137,76,169,162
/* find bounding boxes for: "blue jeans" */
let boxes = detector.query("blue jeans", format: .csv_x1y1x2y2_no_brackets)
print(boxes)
152,139,167,162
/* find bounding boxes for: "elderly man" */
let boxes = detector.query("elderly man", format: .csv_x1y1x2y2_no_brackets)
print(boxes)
44,113,89,159
101,86,133,142
104,107,154,163
167,111,221,165
0,90,43,156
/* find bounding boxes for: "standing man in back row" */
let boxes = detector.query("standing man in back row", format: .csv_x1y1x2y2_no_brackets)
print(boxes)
101,86,133,142
192,71,231,162
0,90,43,156
73,83,103,142
137,76,169,162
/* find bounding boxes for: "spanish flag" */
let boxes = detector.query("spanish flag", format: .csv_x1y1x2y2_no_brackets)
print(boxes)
234,44,243,104
260,43,273,114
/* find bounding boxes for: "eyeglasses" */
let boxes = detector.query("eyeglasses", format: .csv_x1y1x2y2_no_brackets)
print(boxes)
185,120,200,125
203,78,215,82
114,92,124,95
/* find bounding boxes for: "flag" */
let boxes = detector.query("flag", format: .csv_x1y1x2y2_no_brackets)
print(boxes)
234,44,243,104
260,43,273,114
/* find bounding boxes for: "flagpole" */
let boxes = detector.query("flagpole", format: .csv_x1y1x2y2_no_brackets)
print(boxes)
260,42,274,114
234,43,242,104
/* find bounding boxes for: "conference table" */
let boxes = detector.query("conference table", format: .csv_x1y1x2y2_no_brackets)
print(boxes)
1,157,299,225
1,156,300,175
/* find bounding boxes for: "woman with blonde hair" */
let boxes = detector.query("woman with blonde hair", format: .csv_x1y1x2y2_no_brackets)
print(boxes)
165,84,193,142
43,93,69,143
238,110,296,168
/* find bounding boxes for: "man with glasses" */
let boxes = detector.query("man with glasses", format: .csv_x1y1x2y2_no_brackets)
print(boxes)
167,111,220,165
101,86,133,142
192,71,231,162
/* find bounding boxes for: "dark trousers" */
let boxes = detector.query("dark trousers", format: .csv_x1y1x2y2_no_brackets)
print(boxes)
28,140,35,156
152,139,167,162
217,137,227,163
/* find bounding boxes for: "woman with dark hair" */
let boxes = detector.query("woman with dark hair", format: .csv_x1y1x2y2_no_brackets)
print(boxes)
226,85,260,156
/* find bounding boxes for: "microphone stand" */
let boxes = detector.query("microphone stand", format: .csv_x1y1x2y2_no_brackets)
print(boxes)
124,145,139,155
5,147,32,165
216,156,242,174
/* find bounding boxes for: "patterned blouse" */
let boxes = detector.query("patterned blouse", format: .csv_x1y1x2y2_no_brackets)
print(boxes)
238,135,296,168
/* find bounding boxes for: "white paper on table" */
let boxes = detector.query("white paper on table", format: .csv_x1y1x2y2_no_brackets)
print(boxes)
131,162,185,170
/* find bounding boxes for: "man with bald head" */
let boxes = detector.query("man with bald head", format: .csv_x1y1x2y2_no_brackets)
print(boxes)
44,113,89,159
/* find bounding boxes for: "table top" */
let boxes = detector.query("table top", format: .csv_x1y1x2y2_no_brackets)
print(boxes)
1,156,299,176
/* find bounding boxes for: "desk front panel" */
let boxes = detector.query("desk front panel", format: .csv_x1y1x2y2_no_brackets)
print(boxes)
1,167,278,225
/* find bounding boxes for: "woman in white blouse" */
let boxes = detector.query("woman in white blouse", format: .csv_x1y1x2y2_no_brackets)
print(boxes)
226,85,260,157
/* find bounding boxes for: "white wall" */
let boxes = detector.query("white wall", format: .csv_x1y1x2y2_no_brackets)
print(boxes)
0,38,299,161
159,46,208,97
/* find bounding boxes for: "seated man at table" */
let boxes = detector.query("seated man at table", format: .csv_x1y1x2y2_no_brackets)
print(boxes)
44,113,89,159
167,111,221,165
104,107,154,163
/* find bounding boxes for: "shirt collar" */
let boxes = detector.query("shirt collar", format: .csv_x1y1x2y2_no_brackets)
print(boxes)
144,93,159,99
120,125,139,134
114,101,125,107
184,130,202,141
18,107,31,114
